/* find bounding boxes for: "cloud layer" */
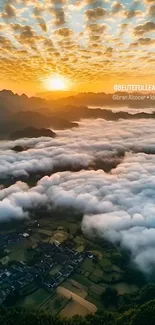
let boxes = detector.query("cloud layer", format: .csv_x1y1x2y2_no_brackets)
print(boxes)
1,118,155,273
1,118,155,180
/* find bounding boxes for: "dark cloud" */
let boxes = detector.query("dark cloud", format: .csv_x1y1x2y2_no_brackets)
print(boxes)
43,37,55,51
86,23,107,34
144,0,154,3
54,27,73,38
0,35,15,51
50,0,66,4
124,9,142,19
134,21,155,36
86,23,107,44
111,1,124,14
2,3,16,19
50,7,66,26
48,0,66,27
105,46,113,55
75,0,103,8
138,37,155,45
19,25,34,38
148,5,155,18
33,7,47,32
85,7,107,20
11,24,38,49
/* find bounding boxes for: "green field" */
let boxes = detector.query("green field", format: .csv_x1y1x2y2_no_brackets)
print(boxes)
67,243,127,307
1,217,139,314
75,253,124,285
9,250,27,262
39,294,69,315
20,282,38,296
61,280,87,298
71,274,95,288
7,239,32,263
16,288,52,309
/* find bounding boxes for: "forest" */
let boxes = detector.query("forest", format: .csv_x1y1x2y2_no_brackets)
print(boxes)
1,283,155,325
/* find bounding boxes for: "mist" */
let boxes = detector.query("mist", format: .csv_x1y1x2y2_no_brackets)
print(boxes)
1,118,155,273
1,119,155,180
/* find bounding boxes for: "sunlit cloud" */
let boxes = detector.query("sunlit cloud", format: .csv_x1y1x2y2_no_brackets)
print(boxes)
0,0,154,93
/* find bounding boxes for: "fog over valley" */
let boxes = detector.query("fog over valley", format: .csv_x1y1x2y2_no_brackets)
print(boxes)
1,0,155,319
1,118,155,273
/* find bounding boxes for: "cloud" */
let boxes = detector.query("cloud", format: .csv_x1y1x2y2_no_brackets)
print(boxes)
33,7,47,32
2,3,16,19
12,24,38,49
124,9,142,19
85,7,107,20
54,27,73,38
0,35,15,51
137,37,155,45
86,23,107,34
144,0,154,3
2,119,155,273
86,22,107,44
111,1,124,14
147,5,155,18
48,0,66,26
50,7,66,26
104,46,113,55
50,0,67,4
0,180,47,221
134,22,155,36
74,0,107,9
0,1,155,89
1,118,155,181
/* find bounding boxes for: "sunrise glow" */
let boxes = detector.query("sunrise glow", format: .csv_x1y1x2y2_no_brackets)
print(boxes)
44,75,69,91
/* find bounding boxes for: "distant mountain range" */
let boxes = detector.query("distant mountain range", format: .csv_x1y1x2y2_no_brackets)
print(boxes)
1,89,155,139
37,90,78,100
0,90,78,138
10,127,56,140
55,92,155,109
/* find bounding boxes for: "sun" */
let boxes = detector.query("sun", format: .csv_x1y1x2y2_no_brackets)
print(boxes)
44,74,69,91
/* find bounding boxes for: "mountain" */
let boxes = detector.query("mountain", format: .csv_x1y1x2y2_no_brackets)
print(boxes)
0,91,79,138
54,105,155,121
38,90,78,100
0,89,48,112
55,92,155,108
1,89,155,139
10,127,56,140
12,145,30,152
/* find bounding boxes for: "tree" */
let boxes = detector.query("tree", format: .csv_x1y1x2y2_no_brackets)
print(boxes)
131,299,155,325
102,287,118,307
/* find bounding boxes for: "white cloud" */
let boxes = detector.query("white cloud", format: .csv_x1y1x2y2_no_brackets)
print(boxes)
1,118,155,272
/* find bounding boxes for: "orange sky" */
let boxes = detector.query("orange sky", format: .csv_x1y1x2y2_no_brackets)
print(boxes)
0,0,155,96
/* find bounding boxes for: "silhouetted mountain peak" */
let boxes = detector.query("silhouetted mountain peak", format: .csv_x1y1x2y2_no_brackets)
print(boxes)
0,89,15,97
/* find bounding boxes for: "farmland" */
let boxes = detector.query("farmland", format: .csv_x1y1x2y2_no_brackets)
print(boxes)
57,286,97,318
0,215,141,318
16,289,52,309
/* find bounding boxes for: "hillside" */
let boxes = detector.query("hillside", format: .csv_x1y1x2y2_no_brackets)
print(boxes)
10,127,56,140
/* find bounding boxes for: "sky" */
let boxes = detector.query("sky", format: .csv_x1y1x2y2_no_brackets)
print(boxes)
0,0,155,95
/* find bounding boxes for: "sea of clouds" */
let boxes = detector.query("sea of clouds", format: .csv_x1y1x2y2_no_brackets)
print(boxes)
1,118,155,273
1,119,155,179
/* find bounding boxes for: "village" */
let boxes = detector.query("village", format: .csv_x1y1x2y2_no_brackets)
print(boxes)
0,230,85,306
0,216,135,317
